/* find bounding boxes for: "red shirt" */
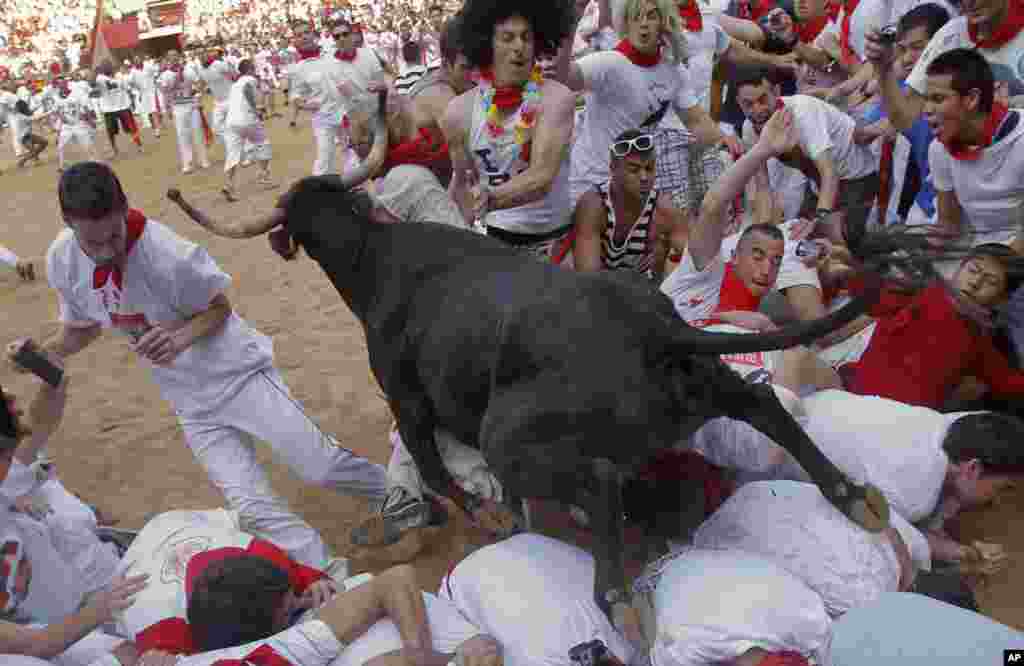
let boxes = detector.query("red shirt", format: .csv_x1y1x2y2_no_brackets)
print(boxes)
843,280,1024,408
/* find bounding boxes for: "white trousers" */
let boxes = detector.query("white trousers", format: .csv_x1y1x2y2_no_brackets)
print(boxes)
312,121,342,176
386,428,503,502
10,121,24,156
211,100,230,143
179,368,387,568
225,123,272,171
172,103,210,171
57,126,97,166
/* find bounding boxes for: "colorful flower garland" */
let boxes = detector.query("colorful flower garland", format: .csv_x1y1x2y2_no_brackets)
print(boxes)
477,65,544,146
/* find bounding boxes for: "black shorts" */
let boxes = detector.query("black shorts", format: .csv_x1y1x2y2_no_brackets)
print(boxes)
103,110,132,136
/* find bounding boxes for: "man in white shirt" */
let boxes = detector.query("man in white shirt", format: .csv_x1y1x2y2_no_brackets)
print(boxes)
94,61,142,158
199,49,238,150
922,49,1024,247
45,77,101,172
735,66,880,248
158,51,211,174
223,59,275,201
288,19,387,176
27,162,388,570
2,81,27,159
129,58,163,139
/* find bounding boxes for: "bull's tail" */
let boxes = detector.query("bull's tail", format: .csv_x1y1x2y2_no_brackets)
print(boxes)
675,275,881,355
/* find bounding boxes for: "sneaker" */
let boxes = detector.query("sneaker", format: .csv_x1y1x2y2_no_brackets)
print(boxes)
350,487,447,548
96,527,139,558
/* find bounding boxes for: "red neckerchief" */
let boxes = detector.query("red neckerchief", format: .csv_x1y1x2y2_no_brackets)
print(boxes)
614,39,662,68
796,13,829,43
756,654,811,666
212,645,292,666
480,68,529,110
969,0,1024,48
713,261,764,313
92,209,146,290
384,126,449,171
679,1,704,32
296,47,320,61
336,49,357,62
942,102,1010,161
826,0,841,21
839,0,862,64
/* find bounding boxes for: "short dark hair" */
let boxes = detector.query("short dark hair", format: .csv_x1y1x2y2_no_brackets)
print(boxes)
187,555,292,652
455,0,576,68
925,48,994,113
58,162,128,221
732,66,776,96
402,40,422,64
943,412,1024,476
898,3,950,39
737,223,784,249
237,59,254,75
964,243,1023,296
440,16,464,65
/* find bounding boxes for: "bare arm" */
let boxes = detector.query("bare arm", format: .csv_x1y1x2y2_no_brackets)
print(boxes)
934,189,964,244
571,191,607,272
441,96,476,225
853,117,894,145
751,162,782,226
718,15,766,48
811,151,842,241
652,196,689,283
865,28,925,131
489,84,575,210
724,40,797,75
42,322,102,361
14,376,66,466
317,565,432,658
679,103,727,149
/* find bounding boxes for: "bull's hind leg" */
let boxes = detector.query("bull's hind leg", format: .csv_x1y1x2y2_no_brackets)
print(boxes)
729,382,890,532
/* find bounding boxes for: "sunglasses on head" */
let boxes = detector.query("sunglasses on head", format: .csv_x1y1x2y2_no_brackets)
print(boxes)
610,134,655,158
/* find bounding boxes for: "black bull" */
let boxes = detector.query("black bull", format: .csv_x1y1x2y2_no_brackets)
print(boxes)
266,177,889,614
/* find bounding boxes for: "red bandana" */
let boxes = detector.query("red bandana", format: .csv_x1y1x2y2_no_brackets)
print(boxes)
614,39,662,67
481,68,529,110
756,653,811,666
678,1,704,32
336,49,357,62
969,0,1024,48
942,102,1010,161
92,209,147,290
796,13,829,44
296,47,320,61
839,0,862,64
713,261,764,314
212,645,292,666
384,127,449,172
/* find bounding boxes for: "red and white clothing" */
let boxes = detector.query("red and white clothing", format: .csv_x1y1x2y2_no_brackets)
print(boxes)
46,213,387,567
129,61,162,115
908,12,1024,102
929,109,1024,246
820,0,890,66
200,59,238,140
637,549,830,666
54,89,97,164
741,95,878,183
289,49,385,176
159,64,210,172
569,49,698,206
692,389,952,523
693,480,930,617
439,534,634,666
594,181,659,276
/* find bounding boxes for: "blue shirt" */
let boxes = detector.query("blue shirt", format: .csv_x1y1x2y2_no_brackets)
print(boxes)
863,82,936,220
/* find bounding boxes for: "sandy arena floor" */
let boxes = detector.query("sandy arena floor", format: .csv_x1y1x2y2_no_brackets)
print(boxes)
0,104,1021,629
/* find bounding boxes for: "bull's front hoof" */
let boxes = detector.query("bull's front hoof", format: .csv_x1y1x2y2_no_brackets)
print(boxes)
829,482,890,532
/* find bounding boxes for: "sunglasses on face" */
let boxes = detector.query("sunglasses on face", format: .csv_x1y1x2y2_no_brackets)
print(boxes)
610,134,655,157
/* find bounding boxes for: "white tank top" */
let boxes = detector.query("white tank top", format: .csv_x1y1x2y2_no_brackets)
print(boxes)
468,87,571,235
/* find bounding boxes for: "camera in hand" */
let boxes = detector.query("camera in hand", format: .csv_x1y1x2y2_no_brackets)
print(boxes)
877,24,899,45
569,640,625,666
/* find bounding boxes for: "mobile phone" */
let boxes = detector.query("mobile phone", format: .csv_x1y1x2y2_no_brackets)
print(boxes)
12,340,64,388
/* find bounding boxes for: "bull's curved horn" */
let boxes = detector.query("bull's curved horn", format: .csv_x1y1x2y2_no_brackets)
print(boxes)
167,188,286,239
338,88,390,190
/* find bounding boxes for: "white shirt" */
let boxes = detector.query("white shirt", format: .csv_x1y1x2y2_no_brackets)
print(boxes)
440,534,633,666
908,16,1024,100
742,94,878,181
201,59,237,103
54,90,95,129
46,217,274,418
667,6,732,118
826,0,890,63
0,90,18,122
571,51,698,190
96,73,131,112
158,64,201,105
929,111,1024,245
650,549,830,666
289,49,384,128
226,74,260,127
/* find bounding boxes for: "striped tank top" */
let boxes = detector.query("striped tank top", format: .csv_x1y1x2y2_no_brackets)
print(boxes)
597,182,657,276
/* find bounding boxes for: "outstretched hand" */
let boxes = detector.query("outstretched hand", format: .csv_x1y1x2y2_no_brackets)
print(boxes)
756,106,798,157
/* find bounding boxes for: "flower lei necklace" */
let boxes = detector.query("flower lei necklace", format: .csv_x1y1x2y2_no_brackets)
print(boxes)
478,65,544,146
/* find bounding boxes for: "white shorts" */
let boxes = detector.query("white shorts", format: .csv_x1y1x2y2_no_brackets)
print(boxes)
224,123,272,171
58,126,96,151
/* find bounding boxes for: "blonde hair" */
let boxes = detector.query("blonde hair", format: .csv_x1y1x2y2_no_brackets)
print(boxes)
612,0,689,65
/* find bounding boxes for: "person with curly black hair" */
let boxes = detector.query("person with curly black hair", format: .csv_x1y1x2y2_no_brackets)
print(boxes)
442,0,579,262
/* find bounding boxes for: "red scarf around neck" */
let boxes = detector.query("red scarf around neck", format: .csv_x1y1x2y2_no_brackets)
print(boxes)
615,39,662,67
839,0,862,64
713,261,764,314
92,209,147,290
296,47,320,61
969,0,1024,48
942,102,1010,161
336,48,357,62
678,1,704,32
756,653,810,666
481,68,529,110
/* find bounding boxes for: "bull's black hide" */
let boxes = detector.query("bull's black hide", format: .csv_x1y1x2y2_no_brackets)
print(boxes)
276,176,890,614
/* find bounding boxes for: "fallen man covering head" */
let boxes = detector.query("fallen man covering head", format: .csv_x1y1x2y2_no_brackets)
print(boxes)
164,106,892,619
